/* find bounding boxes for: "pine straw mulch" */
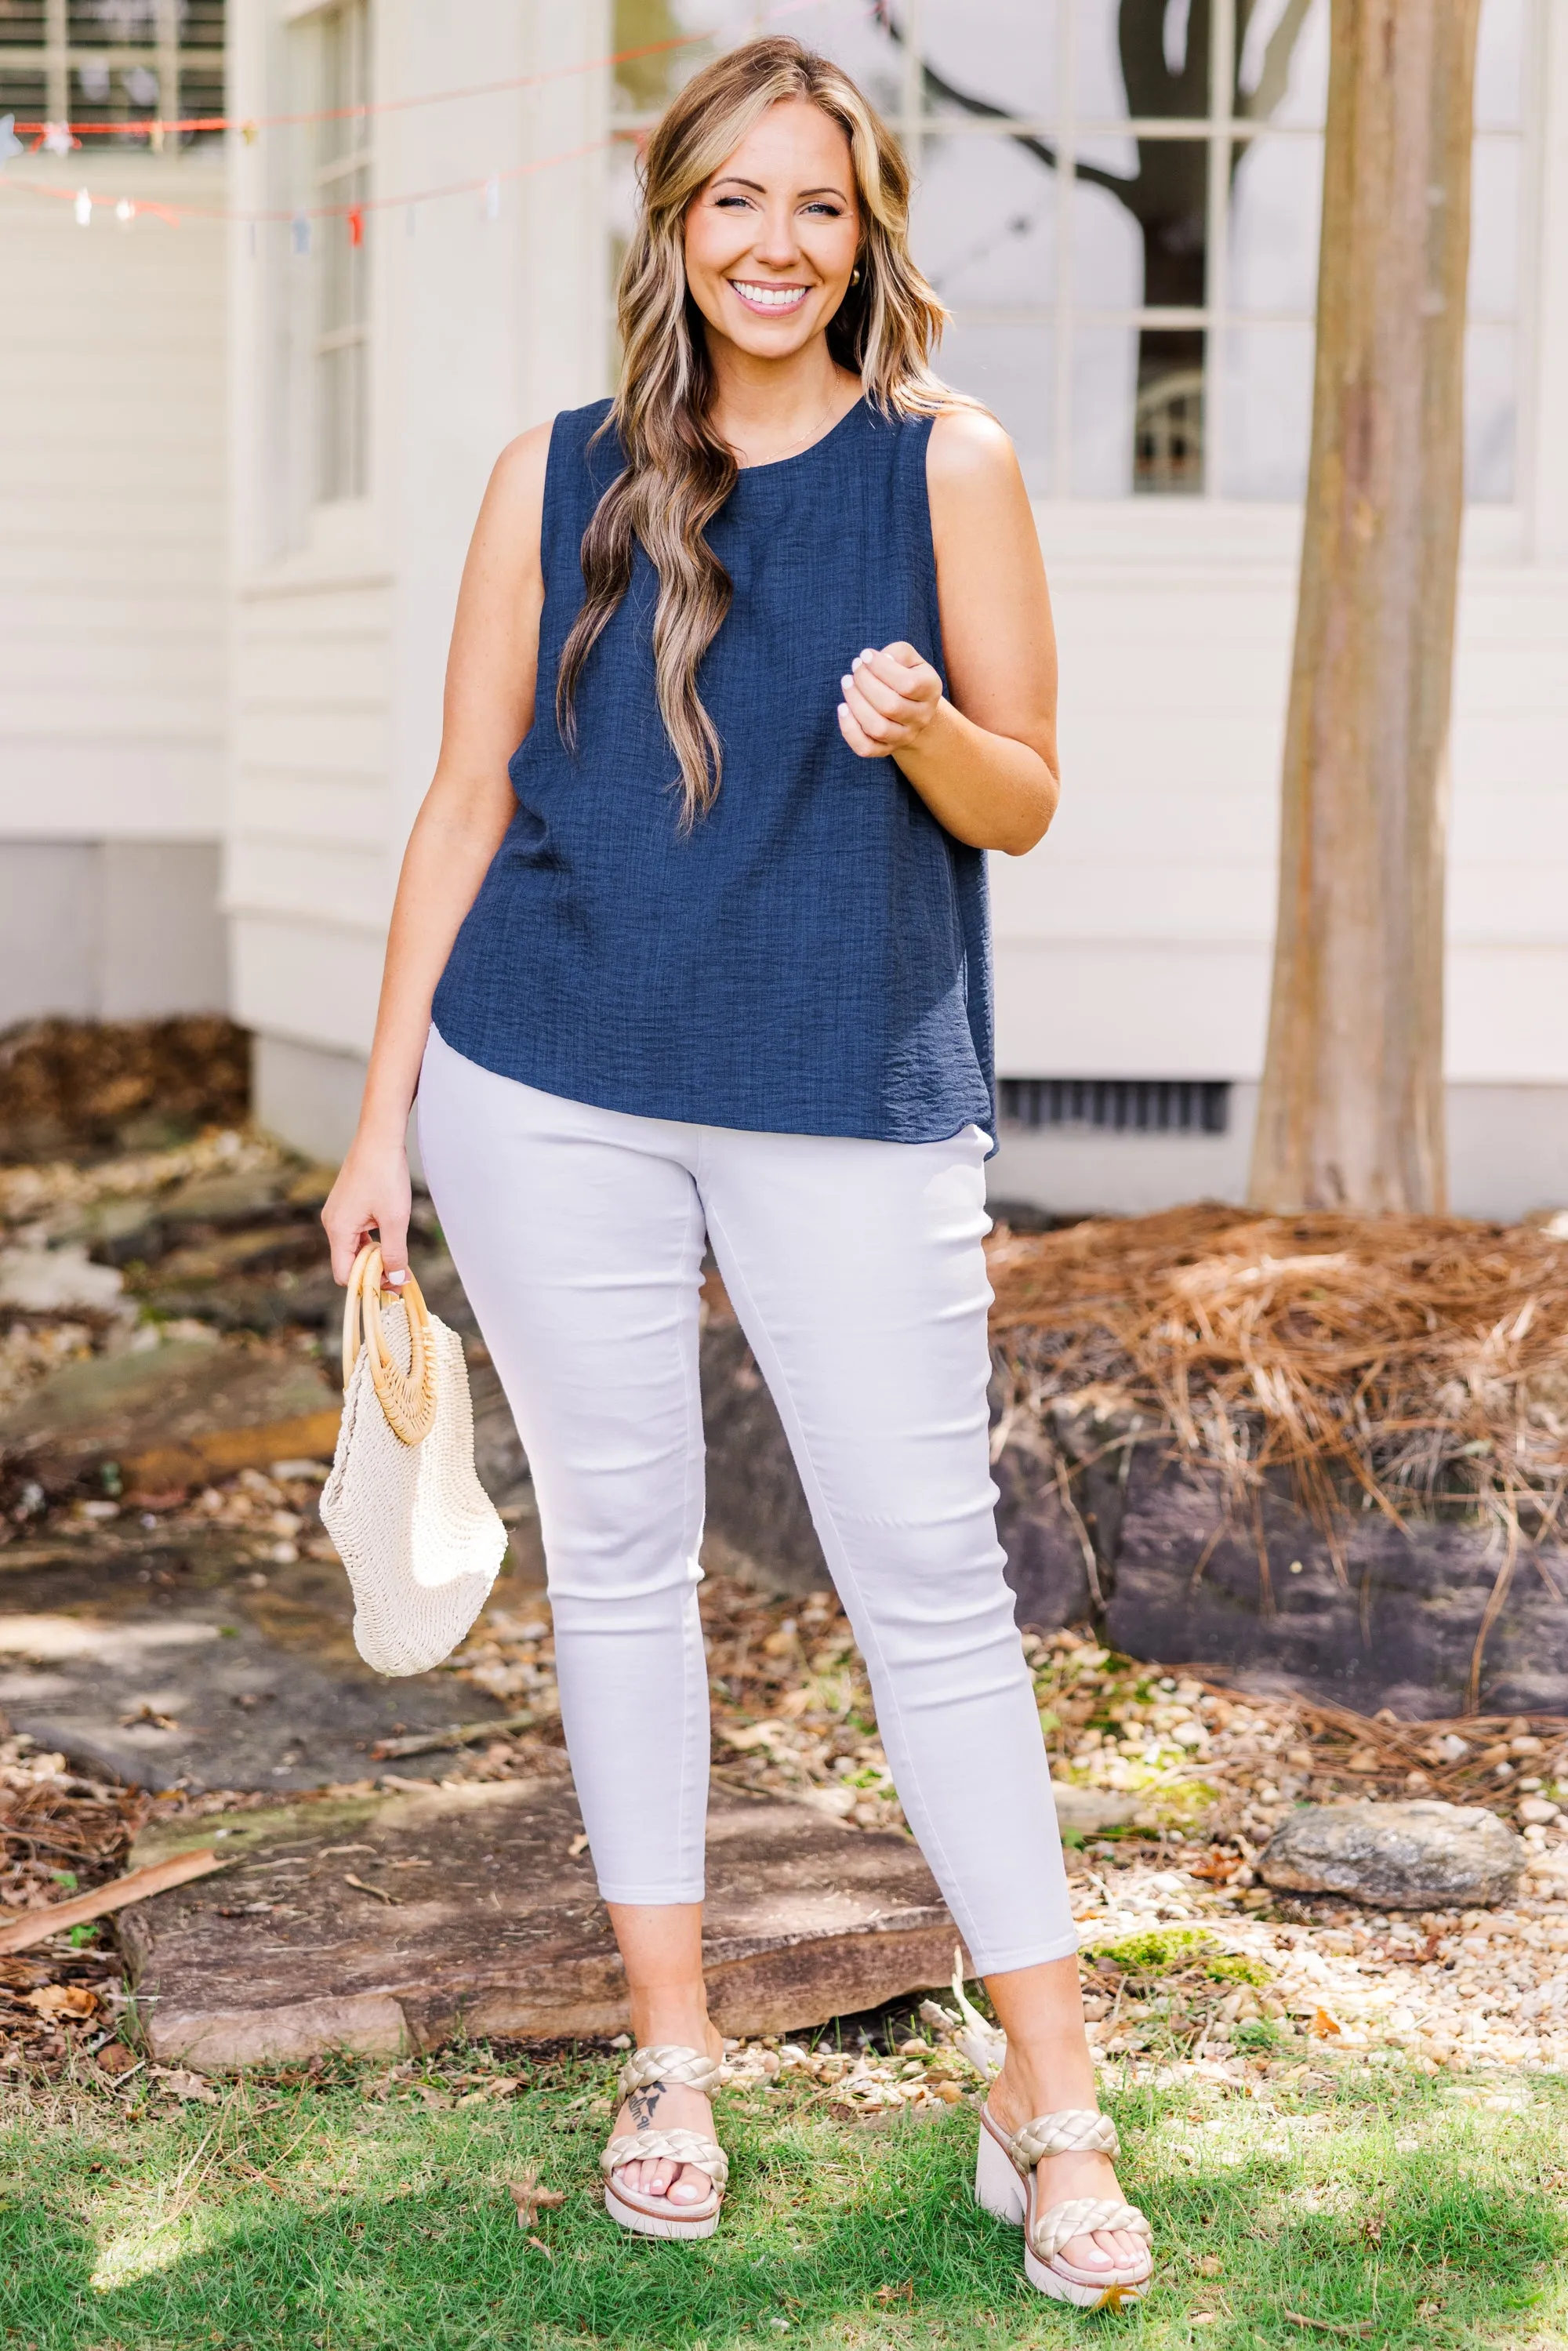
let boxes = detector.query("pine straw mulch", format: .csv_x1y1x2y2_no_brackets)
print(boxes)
986,1203,1568,1567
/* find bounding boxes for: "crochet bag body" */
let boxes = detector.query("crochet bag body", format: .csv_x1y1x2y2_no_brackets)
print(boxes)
320,1242,506,1676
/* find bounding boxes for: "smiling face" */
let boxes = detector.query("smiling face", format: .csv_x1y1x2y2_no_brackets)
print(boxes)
682,96,861,363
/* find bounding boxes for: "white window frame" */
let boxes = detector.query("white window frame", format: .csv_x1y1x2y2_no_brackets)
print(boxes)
610,0,1539,514
302,0,371,508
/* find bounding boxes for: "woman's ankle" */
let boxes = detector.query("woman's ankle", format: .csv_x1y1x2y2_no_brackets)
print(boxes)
990,2040,1099,2129
625,2005,720,2057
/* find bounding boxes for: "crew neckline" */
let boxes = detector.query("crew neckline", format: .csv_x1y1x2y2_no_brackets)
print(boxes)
731,394,870,477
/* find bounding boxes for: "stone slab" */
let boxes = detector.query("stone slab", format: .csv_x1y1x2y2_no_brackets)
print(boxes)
0,1529,510,1790
122,1778,962,2068
0,1338,339,1498
1259,1799,1526,1909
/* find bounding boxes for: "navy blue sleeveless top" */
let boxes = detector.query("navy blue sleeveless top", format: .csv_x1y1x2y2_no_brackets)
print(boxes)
432,395,995,1145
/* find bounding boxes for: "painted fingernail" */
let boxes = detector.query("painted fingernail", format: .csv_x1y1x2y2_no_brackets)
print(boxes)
861,648,876,661
840,674,854,695
385,1268,407,1286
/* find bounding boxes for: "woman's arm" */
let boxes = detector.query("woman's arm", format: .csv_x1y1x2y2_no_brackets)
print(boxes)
321,424,550,1283
834,406,1059,855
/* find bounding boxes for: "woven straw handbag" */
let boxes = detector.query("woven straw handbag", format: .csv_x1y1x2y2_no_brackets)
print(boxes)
320,1241,506,1677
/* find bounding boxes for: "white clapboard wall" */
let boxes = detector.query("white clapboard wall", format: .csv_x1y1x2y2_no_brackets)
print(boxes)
0,154,228,1020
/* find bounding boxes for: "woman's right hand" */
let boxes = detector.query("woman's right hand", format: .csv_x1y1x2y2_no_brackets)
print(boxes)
321,1130,413,1286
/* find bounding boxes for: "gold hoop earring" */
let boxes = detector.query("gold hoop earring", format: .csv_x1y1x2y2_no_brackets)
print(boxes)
851,265,862,285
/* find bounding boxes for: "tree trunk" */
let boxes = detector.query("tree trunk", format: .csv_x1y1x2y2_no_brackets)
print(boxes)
1248,0,1480,1214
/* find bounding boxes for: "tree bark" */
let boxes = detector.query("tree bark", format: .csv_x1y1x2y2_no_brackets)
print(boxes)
1249,0,1480,1214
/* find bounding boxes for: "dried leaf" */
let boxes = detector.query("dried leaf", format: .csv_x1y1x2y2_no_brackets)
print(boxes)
510,2168,566,2229
23,1982,98,2019
151,2065,220,2104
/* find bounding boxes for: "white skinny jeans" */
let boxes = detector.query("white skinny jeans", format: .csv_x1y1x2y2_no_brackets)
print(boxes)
417,1026,1076,1974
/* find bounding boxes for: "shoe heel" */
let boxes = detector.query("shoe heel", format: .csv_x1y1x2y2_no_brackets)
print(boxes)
975,2121,1027,2226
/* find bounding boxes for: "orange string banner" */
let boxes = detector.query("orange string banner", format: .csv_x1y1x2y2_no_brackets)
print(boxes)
0,0,869,234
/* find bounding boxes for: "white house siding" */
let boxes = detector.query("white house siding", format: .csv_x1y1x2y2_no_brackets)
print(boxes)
227,0,610,1160
0,155,228,1022
989,524,1568,1221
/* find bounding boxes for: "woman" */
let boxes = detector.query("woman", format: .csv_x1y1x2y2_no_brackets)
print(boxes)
322,34,1152,2310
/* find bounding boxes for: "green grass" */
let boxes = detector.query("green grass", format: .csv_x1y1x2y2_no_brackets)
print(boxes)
1,2053,1565,2349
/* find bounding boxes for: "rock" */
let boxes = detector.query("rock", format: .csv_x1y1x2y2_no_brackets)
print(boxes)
119,1778,962,2067
136,1264,342,1337
700,1310,827,1596
993,1412,1100,1633
1104,1451,1568,1717
0,1243,126,1315
1259,1800,1526,1909
0,1337,340,1497
1050,1781,1142,1836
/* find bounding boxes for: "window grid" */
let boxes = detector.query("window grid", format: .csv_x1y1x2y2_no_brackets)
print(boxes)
0,0,218,142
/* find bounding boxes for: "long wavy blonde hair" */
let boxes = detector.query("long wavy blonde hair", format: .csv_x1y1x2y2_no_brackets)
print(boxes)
556,34,953,827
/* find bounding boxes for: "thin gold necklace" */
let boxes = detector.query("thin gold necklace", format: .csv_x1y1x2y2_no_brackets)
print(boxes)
730,386,847,470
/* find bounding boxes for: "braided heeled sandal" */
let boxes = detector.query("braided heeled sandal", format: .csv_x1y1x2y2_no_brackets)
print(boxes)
975,2103,1154,2308
600,2044,728,2240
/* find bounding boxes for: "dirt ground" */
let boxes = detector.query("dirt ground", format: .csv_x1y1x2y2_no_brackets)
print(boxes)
2,1121,1566,2106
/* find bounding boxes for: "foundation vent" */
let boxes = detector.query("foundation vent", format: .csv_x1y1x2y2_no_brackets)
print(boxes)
999,1079,1231,1135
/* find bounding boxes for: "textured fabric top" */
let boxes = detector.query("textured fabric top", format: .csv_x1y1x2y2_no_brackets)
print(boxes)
433,395,994,1145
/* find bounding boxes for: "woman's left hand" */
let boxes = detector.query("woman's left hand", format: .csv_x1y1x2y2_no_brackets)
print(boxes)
837,640,943,760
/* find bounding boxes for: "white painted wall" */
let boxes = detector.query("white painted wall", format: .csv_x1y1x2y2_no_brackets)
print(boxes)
227,0,611,1152
0,154,229,1023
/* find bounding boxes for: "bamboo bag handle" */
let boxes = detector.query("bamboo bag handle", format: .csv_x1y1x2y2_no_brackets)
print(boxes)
342,1241,439,1446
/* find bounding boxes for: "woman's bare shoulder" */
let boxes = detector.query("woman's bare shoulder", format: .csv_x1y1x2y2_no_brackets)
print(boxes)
926,401,1022,492
488,419,555,508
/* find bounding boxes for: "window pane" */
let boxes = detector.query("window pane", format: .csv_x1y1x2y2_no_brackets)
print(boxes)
1070,323,1135,496
0,68,46,119
71,59,161,138
1235,0,1329,129
1076,142,1208,314
1468,136,1520,318
1218,318,1312,496
1474,0,1524,132
1076,0,1210,122
0,3,46,46
321,177,368,340
1465,323,1515,502
913,129,1058,308
1229,132,1322,315
938,320,1053,495
321,0,369,169
69,0,155,42
184,0,227,49
920,0,1058,123
1071,168,1143,312
180,63,226,147
1132,327,1206,492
